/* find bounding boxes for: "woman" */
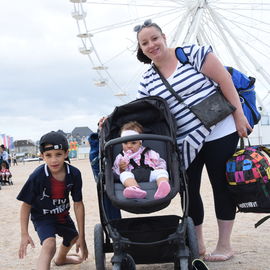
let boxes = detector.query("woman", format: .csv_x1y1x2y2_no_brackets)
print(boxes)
134,19,252,262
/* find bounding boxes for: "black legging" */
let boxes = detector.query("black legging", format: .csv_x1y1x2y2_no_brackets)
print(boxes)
186,132,239,226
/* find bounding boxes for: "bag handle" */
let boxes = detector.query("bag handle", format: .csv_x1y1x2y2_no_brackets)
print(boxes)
152,64,185,104
239,137,251,149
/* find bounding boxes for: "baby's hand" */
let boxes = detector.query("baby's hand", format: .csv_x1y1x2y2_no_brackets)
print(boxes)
119,160,128,172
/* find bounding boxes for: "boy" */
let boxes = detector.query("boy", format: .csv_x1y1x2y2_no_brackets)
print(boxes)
17,131,88,270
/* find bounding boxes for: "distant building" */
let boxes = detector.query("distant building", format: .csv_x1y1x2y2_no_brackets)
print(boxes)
14,140,37,157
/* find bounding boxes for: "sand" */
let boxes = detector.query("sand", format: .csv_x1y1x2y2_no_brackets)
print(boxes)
0,159,269,270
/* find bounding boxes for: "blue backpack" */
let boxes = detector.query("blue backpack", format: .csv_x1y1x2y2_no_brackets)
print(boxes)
175,47,261,128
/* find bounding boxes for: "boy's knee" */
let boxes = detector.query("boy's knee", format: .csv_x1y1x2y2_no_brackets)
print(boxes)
42,237,56,255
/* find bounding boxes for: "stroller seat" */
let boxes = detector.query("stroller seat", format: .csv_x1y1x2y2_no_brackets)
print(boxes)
105,135,180,213
113,139,168,202
114,181,158,201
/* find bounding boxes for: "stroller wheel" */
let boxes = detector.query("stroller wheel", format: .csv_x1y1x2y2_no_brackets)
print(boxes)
112,254,136,270
94,224,106,270
187,217,199,261
121,254,136,270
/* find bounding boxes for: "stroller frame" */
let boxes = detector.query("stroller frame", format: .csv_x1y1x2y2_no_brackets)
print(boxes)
94,96,199,269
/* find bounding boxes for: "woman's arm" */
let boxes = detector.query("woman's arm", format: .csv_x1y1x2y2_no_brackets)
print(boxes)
201,52,252,137
73,201,88,260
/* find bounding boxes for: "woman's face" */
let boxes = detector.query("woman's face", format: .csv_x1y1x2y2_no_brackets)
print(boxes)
138,26,166,62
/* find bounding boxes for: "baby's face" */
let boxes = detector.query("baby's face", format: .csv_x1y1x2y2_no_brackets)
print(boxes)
122,140,141,153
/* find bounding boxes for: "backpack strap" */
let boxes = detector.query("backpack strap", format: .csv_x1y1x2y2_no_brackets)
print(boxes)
175,47,189,65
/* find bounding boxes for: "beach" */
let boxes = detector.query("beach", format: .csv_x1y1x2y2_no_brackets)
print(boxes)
0,159,269,270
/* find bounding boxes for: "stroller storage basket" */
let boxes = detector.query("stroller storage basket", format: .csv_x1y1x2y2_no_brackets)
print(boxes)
110,215,183,264
110,215,180,243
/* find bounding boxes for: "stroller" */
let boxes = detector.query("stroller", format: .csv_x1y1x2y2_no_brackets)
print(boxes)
0,160,13,186
95,96,199,269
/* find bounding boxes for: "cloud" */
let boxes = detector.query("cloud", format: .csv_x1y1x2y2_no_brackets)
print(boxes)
1,0,269,143
0,0,130,141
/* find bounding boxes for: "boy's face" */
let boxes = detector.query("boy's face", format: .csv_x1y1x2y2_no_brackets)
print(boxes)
41,145,68,174
122,140,141,153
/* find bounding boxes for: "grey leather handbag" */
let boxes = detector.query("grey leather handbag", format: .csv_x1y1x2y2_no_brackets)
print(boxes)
153,65,236,128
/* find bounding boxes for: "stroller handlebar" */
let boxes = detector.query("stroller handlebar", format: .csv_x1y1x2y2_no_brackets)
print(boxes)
104,134,175,151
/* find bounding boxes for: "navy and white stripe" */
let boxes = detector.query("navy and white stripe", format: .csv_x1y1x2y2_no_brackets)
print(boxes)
137,44,217,168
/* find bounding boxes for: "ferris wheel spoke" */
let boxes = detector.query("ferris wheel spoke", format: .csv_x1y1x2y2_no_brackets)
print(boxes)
69,0,270,108
89,8,183,35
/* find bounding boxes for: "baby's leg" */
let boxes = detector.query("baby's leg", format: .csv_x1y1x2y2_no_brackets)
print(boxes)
152,169,171,200
120,172,147,199
120,171,138,187
54,236,82,266
37,237,56,270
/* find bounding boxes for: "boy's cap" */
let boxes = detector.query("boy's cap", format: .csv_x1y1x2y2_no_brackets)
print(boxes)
40,131,69,153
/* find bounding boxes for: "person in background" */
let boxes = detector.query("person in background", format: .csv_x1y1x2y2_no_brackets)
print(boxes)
12,154,18,166
0,145,9,168
134,19,251,262
88,131,121,220
0,160,12,184
17,131,88,270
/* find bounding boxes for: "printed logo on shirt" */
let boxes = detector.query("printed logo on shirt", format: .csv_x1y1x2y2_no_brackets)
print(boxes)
40,188,50,200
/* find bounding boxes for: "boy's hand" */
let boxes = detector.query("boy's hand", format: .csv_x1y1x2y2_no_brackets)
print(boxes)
76,238,88,261
19,234,35,259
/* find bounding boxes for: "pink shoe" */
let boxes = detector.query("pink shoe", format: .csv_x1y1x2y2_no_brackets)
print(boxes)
123,186,147,199
154,181,171,200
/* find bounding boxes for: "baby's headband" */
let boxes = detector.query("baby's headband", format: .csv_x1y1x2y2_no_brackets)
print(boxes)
121,130,139,137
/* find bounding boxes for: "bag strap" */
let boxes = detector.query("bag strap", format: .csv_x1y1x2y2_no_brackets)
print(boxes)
239,137,251,149
152,64,184,104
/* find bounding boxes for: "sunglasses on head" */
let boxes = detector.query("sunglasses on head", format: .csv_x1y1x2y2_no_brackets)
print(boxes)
133,19,153,33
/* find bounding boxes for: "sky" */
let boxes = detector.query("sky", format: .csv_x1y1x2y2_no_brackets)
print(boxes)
0,0,129,142
1,0,270,143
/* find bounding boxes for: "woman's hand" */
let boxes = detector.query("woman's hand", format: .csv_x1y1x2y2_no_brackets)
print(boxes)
233,111,252,138
98,116,107,129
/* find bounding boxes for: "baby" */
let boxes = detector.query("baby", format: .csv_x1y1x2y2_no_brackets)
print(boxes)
0,161,12,184
113,121,171,200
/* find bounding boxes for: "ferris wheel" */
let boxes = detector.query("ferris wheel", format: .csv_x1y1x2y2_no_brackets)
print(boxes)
69,0,270,113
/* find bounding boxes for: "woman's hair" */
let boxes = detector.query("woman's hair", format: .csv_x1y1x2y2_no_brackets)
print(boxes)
136,47,152,64
135,22,163,64
121,121,143,134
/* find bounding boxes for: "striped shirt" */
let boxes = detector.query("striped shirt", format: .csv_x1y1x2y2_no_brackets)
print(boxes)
137,44,220,168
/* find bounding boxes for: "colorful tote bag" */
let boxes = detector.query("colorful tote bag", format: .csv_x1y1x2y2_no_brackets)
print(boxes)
226,143,270,213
